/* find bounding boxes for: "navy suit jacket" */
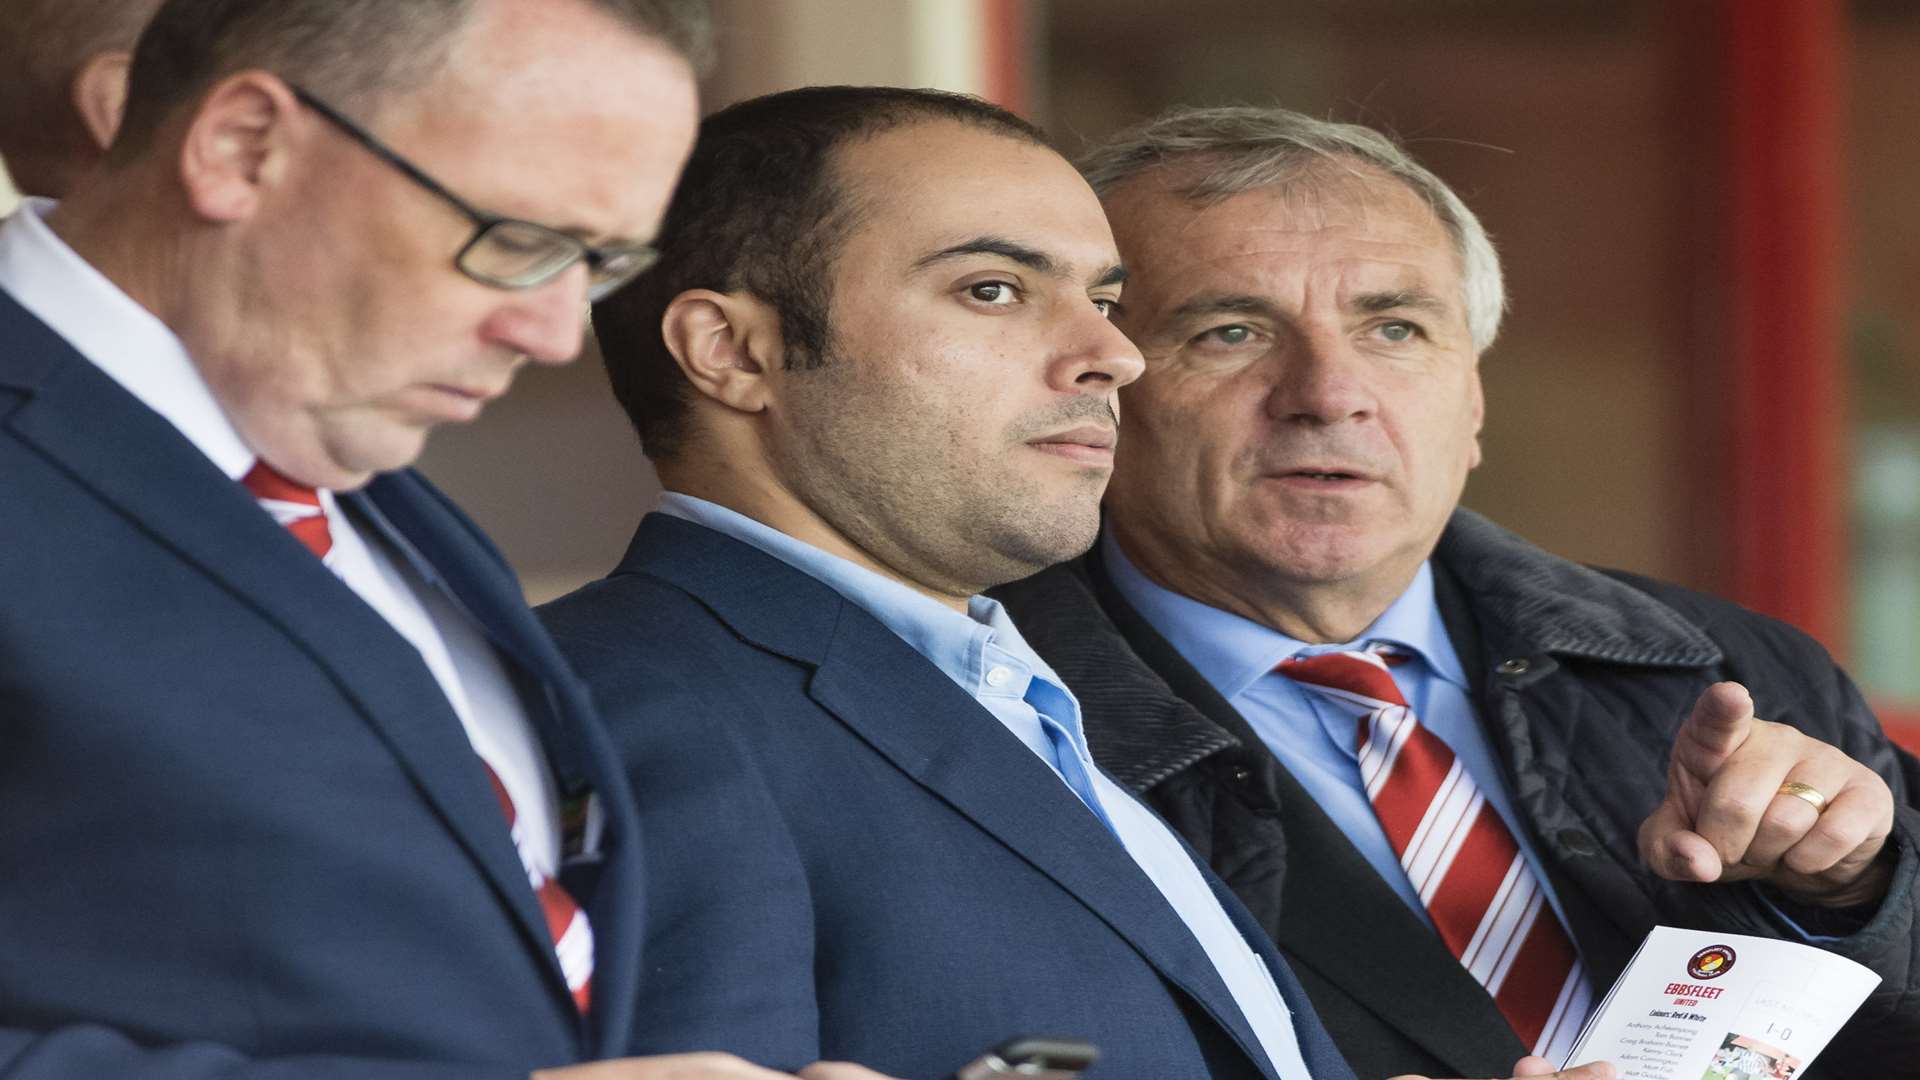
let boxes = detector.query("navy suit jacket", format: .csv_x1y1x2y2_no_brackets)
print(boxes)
0,287,644,1078
539,513,1356,1080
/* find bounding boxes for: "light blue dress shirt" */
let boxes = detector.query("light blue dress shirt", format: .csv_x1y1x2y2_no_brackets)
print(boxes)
657,493,1314,1080
1099,529,1585,945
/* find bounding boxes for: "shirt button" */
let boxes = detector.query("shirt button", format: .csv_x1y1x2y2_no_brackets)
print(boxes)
985,665,1014,688
1497,658,1531,676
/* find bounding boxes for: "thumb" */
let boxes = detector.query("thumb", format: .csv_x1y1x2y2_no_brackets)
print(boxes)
1511,1057,1560,1076
1669,682,1755,782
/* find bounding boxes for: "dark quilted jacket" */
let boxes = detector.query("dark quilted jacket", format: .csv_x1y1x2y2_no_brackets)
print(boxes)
994,509,1920,1080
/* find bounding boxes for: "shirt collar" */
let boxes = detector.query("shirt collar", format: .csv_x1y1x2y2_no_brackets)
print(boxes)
656,492,1019,692
0,198,255,481
976,594,1081,717
1099,527,1469,700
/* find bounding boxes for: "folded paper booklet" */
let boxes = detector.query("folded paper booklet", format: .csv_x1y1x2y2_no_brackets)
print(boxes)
1561,925,1879,1079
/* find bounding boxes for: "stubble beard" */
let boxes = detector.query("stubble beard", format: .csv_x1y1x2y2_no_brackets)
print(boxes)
773,365,1112,595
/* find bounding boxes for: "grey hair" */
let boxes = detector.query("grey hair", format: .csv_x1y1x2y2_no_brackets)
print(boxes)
1080,105,1506,353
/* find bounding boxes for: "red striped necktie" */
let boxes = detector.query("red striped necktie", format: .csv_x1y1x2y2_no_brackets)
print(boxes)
1277,645,1589,1059
242,461,594,1013
483,763,594,1013
242,461,332,560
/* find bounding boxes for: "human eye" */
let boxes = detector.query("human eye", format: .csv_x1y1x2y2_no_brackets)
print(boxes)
483,220,564,257
1092,296,1121,320
965,280,1022,307
1192,324,1258,349
1375,319,1423,343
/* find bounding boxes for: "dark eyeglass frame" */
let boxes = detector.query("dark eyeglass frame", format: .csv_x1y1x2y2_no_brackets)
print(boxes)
287,83,658,301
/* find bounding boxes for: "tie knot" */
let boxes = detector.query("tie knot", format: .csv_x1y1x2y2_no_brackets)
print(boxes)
242,460,320,506
243,460,332,560
1276,646,1410,710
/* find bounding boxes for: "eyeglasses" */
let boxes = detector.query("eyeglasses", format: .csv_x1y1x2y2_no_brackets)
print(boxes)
288,84,659,301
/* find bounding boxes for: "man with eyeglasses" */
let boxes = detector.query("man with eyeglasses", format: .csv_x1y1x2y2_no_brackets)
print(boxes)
0,1,888,1079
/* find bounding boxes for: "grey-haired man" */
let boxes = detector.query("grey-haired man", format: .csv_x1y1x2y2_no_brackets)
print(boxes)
995,105,1920,1080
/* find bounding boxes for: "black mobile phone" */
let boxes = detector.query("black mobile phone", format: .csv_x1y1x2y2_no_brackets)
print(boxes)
948,1036,1099,1079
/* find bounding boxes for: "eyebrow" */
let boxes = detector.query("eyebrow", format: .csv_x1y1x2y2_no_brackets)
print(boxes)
913,235,1127,289
1354,288,1454,318
1167,289,1455,323
1166,293,1283,323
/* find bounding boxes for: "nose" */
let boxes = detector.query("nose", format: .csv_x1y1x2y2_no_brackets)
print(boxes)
479,262,592,365
1046,303,1146,394
1265,328,1376,424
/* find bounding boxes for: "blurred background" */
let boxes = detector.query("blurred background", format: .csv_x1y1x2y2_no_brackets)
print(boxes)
3,0,1916,739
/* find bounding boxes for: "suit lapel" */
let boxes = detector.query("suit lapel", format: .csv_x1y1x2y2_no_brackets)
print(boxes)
1,305,597,1044
1079,553,1527,1076
355,474,645,1055
628,515,1280,1080
1266,764,1528,1073
811,644,1282,1080
1208,875,1359,1080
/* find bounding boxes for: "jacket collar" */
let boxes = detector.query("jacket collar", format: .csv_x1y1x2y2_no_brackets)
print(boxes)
1435,509,1722,667
991,543,1240,792
613,512,846,668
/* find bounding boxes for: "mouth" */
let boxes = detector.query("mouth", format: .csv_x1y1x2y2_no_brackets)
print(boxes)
433,382,507,402
1267,466,1377,488
1028,425,1118,466
413,383,507,423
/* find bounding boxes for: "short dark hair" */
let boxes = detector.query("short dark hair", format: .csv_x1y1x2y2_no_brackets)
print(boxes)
112,0,712,158
593,85,1048,462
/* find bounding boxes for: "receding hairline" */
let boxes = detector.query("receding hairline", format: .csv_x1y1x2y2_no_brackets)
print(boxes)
110,0,707,162
780,112,1061,283
818,111,1053,198
1098,153,1459,256
1098,146,1440,224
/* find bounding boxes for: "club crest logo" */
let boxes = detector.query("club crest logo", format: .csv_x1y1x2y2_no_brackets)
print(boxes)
1687,944,1737,980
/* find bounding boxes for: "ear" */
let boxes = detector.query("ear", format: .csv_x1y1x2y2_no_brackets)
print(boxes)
661,288,785,416
1466,366,1487,470
71,49,133,150
177,72,302,224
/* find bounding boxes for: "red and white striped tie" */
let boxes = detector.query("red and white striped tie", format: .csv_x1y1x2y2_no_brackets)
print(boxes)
1278,645,1589,1059
241,463,593,1012
483,764,594,1013
242,461,332,561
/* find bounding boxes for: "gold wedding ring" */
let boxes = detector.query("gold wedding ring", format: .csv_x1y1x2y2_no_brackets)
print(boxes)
1777,780,1829,813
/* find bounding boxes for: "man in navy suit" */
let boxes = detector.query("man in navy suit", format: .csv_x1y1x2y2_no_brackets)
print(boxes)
545,86,1607,1080
0,2,887,1079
